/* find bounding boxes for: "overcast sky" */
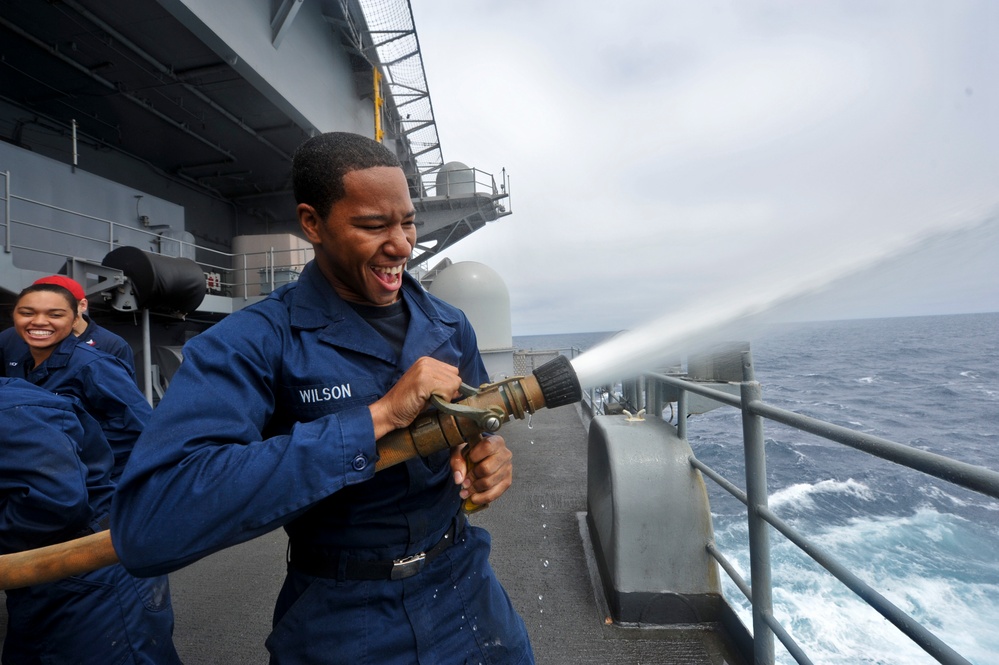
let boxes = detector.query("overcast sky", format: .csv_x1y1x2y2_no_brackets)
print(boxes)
408,0,999,336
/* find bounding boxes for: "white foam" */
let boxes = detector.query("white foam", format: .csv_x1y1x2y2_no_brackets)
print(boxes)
769,478,874,511
718,507,999,663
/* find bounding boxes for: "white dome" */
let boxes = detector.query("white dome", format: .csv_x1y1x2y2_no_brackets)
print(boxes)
434,161,475,196
428,261,511,352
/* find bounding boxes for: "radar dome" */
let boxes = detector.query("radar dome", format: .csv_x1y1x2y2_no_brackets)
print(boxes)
435,161,475,196
428,261,513,380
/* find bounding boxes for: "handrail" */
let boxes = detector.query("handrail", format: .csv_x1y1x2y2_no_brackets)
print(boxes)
1,187,311,298
646,371,999,501
417,164,509,199
607,366,995,665
2,170,10,253
0,165,504,301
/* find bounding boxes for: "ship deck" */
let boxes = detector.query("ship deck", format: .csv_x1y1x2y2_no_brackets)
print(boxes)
162,404,745,664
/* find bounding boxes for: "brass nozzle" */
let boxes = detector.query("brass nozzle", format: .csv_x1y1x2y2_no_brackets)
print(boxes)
375,356,581,471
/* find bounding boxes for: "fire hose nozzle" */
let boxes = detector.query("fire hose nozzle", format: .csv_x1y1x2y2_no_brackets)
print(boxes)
374,355,582,472
530,354,584,409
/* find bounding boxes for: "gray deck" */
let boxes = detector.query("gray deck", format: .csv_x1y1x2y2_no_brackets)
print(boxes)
2,405,745,663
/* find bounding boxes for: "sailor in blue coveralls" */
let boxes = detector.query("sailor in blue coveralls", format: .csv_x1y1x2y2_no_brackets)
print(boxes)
4,283,151,481
112,132,534,664
0,274,136,379
0,377,181,664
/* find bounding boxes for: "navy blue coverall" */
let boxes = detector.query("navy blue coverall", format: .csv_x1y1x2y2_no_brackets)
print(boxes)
0,377,179,664
112,261,533,664
4,334,151,480
1,313,135,376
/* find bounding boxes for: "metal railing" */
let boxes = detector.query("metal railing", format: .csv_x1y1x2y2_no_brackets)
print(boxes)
1,165,507,302
585,351,998,665
0,170,310,300
512,346,583,376
417,164,509,203
2,170,10,254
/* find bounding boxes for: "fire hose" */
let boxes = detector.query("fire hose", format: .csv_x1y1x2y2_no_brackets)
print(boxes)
0,356,581,590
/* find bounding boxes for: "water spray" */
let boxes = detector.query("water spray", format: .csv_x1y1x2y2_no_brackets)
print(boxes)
571,214,999,389
0,357,584,590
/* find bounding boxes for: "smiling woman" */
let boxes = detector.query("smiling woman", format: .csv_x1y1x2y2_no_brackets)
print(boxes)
5,284,153,482
12,285,79,370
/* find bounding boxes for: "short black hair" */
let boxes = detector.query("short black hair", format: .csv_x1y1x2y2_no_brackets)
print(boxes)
292,132,402,219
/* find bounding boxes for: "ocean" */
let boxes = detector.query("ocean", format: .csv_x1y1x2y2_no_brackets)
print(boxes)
514,311,999,665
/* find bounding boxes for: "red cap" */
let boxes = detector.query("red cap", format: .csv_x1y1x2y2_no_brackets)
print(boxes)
33,275,86,300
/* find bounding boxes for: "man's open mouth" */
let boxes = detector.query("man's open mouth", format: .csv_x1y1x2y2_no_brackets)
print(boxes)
373,265,403,287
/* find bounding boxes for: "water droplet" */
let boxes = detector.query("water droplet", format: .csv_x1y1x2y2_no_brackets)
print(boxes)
527,413,534,429
543,559,549,568
542,523,547,529
538,595,543,601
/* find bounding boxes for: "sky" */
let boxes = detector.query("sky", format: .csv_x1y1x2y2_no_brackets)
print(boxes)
408,0,999,336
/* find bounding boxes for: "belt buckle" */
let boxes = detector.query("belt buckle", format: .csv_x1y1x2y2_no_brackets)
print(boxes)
390,552,426,580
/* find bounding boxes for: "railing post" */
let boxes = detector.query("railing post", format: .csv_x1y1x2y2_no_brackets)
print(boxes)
268,246,275,293
677,387,688,440
741,349,775,665
648,376,660,419
242,252,248,300
3,170,10,253
142,308,153,407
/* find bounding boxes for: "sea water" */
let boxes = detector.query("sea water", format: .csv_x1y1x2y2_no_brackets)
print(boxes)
514,311,999,665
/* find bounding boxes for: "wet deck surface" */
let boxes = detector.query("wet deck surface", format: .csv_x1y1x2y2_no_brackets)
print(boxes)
3,405,744,663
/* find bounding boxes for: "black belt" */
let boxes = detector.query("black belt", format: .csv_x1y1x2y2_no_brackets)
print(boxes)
289,521,463,581
72,514,111,540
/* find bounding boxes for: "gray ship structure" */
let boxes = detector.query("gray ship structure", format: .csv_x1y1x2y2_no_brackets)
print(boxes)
1,2,996,663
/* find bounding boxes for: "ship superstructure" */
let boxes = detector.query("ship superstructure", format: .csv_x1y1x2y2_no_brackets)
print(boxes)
0,0,509,395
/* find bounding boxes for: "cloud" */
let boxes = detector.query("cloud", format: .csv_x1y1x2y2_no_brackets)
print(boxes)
411,0,999,335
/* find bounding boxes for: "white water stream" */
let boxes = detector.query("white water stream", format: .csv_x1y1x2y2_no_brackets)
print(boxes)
570,214,998,389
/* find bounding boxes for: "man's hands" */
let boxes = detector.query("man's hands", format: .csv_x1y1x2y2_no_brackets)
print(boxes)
450,434,513,509
368,356,515,508
368,357,462,439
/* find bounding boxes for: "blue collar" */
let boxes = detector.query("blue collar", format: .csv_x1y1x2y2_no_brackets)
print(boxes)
286,261,459,365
